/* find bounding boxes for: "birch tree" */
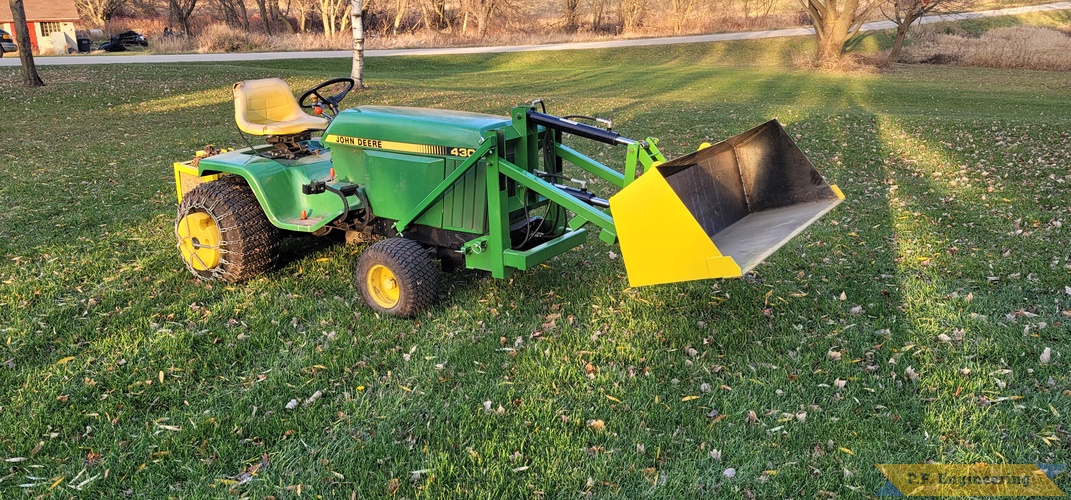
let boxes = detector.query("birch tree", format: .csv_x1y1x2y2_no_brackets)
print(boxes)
351,0,365,87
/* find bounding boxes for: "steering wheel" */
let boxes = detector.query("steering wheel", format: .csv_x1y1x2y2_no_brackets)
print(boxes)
299,77,356,117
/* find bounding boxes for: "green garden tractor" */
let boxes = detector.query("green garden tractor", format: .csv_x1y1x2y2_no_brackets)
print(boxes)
174,77,844,316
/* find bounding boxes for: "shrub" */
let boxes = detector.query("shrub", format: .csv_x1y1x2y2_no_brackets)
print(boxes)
905,26,1071,71
197,24,269,53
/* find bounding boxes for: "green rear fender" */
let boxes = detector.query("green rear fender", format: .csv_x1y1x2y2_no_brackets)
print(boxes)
197,155,354,233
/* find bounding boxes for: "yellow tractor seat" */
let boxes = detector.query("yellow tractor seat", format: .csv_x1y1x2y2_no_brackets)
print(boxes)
233,78,329,136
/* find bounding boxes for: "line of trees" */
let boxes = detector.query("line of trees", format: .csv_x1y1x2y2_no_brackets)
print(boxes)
72,0,971,65
76,0,813,37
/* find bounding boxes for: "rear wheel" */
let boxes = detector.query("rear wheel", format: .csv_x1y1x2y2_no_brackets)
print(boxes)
355,238,438,317
176,178,279,282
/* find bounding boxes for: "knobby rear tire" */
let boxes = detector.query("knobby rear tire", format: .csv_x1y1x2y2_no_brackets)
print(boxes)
176,177,279,282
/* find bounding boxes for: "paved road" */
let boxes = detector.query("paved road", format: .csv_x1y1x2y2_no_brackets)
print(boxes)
2,1,1067,67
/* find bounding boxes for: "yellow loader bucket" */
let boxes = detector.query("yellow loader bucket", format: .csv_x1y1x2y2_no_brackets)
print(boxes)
610,120,844,287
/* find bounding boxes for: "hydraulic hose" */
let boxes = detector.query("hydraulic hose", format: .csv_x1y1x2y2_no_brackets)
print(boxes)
324,185,350,222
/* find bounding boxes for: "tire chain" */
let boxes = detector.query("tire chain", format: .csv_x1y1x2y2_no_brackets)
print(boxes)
176,177,279,282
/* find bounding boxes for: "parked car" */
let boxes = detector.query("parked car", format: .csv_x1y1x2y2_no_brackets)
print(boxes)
99,30,148,52
0,29,17,56
116,30,148,46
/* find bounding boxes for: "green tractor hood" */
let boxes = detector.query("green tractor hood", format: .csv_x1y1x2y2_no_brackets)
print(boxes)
323,106,512,153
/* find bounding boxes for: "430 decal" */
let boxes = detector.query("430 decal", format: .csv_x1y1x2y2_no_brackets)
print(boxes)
449,148,478,158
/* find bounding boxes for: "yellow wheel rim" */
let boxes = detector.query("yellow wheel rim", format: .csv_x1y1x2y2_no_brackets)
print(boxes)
177,212,221,271
366,264,400,308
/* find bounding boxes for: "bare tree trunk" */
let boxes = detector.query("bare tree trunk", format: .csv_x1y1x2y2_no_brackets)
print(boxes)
391,0,409,35
218,0,246,28
169,0,199,35
418,0,431,30
9,0,43,87
799,0,881,64
888,21,910,61
255,0,272,34
589,0,604,31
417,0,445,30
274,1,295,32
882,0,963,62
670,0,696,33
562,0,580,32
433,0,448,29
351,0,365,87
294,0,309,31
471,0,492,37
619,0,643,33
239,0,250,29
339,3,351,30
320,0,336,35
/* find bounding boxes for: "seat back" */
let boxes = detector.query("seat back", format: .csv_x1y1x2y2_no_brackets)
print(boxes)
233,78,327,136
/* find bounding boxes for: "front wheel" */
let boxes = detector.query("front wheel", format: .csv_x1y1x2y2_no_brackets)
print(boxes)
176,178,279,282
355,238,439,317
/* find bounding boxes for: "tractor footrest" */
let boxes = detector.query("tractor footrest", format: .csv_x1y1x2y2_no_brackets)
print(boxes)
284,216,329,228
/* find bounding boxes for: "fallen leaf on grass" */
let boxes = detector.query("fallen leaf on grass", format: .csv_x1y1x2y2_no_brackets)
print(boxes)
410,469,431,482
587,419,605,432
682,395,699,402
839,447,855,456
1040,347,1052,365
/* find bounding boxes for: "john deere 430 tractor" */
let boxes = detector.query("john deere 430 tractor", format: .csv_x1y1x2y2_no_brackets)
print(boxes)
174,77,843,316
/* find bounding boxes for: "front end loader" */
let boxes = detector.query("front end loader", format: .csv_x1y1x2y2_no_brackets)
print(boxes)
174,77,843,317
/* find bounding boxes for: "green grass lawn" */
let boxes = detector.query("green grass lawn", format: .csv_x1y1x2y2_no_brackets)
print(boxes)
2,25,1071,497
